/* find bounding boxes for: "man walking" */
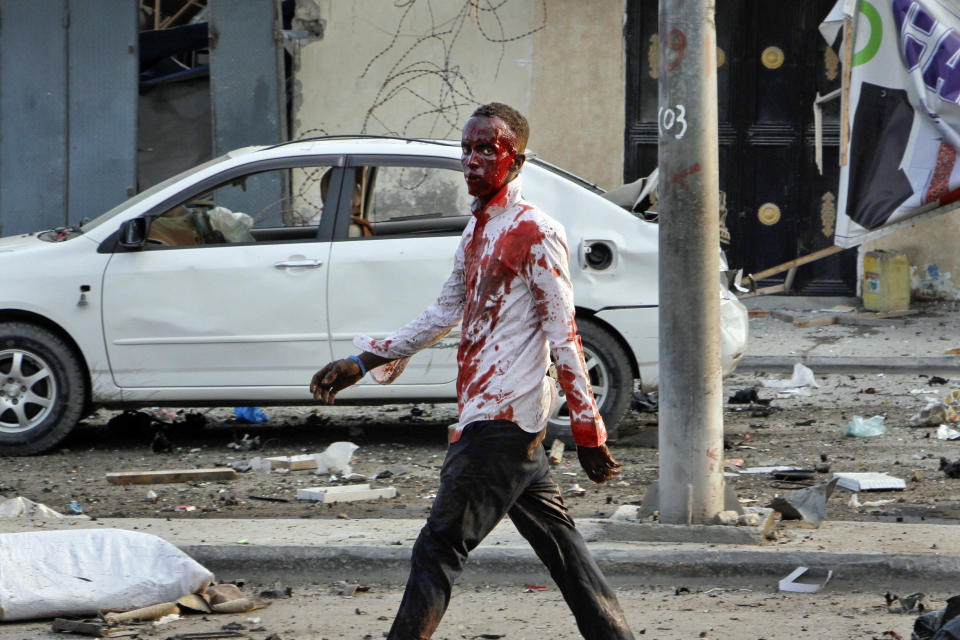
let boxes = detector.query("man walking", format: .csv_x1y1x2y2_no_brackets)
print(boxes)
311,102,635,640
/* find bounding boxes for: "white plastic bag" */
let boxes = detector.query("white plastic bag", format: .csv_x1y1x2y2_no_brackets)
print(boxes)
0,528,213,621
312,441,359,475
762,363,820,389
844,415,886,437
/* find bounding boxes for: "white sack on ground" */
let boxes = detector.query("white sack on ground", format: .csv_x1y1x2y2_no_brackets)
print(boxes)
0,496,65,518
0,528,213,621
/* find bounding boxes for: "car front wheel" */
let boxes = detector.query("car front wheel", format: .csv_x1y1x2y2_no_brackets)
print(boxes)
545,317,633,447
0,323,87,456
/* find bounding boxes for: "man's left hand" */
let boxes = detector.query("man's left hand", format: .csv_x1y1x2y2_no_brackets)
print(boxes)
577,444,622,483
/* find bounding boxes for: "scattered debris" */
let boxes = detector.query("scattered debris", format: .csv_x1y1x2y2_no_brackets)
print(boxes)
0,496,71,518
565,484,586,496
107,410,154,433
234,407,269,424
265,454,321,471
941,457,960,478
909,402,951,427
728,388,768,404
51,618,137,637
377,465,411,480
631,390,658,413
762,363,819,395
227,433,261,451
296,484,397,503
524,585,548,592
248,495,290,503
929,376,950,386
768,478,838,527
205,583,254,613
548,439,565,465
937,425,960,440
911,594,960,639
106,468,238,485
771,469,815,481
778,566,832,593
844,415,886,437
104,601,179,623
258,587,292,599
740,466,802,475
771,310,837,328
833,472,906,492
712,510,739,525
331,581,365,596
152,429,175,453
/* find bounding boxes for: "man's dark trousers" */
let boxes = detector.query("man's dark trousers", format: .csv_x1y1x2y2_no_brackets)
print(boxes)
388,420,635,640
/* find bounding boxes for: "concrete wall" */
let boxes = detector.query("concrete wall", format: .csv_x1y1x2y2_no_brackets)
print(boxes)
293,0,624,190
861,211,960,300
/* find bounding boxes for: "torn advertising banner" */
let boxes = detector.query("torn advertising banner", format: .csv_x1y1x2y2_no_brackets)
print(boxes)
822,0,960,247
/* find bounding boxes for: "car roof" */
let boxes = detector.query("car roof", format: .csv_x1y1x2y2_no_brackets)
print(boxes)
240,136,603,193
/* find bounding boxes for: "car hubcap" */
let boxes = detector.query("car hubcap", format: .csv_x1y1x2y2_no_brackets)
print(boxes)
549,344,610,428
0,349,56,434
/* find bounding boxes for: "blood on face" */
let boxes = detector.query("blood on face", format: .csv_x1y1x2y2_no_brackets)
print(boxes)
461,116,520,204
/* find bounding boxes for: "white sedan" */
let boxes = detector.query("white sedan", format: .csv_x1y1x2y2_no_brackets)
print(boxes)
0,137,747,455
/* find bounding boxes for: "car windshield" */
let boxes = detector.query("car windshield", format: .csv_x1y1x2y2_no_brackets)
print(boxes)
80,154,236,233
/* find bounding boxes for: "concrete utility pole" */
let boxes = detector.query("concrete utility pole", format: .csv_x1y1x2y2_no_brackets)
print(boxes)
656,0,725,524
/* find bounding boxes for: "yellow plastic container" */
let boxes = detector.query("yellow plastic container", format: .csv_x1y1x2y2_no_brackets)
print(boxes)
862,250,910,312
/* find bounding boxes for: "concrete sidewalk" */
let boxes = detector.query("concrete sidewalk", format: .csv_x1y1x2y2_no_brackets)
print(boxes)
0,515,956,591
739,297,960,372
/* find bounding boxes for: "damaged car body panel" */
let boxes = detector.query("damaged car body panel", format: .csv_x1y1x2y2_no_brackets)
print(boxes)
0,137,748,454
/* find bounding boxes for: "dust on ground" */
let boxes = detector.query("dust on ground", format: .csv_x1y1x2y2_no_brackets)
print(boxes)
0,582,934,640
3,370,960,525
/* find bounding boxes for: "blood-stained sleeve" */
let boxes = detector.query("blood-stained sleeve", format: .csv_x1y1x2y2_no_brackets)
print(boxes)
524,223,607,447
353,234,467,384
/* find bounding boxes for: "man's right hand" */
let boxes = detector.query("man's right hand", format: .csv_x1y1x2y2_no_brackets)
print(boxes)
310,359,363,404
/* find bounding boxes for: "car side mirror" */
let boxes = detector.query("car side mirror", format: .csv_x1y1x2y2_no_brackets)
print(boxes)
118,218,148,249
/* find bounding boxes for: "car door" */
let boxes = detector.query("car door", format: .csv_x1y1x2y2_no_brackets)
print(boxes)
101,158,343,392
326,156,470,395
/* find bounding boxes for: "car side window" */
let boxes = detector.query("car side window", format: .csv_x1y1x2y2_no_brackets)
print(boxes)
350,165,471,238
146,165,335,246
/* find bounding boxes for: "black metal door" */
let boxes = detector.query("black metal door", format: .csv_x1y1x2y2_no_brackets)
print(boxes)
626,0,857,295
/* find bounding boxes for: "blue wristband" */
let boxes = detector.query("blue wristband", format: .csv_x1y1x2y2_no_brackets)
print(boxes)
347,355,367,376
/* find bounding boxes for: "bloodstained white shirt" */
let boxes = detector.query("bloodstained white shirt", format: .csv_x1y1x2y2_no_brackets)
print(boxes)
354,178,607,447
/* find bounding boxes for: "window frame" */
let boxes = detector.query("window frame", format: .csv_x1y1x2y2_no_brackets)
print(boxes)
100,155,346,253
335,154,471,242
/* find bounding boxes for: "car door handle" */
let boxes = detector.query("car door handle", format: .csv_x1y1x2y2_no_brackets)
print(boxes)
274,259,323,269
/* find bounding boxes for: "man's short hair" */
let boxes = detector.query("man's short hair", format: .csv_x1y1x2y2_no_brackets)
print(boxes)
471,102,529,153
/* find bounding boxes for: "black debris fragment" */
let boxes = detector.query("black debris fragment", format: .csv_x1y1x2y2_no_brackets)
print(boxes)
631,390,659,413
941,457,960,479
728,388,760,404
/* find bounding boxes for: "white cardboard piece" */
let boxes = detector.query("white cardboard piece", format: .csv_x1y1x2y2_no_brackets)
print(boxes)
778,566,833,593
297,483,397,504
832,472,906,492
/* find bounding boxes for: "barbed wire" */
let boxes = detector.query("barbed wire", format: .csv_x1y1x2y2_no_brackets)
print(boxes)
359,0,548,139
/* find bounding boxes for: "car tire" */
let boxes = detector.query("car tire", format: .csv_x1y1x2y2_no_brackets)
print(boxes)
0,322,87,456
545,317,633,448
